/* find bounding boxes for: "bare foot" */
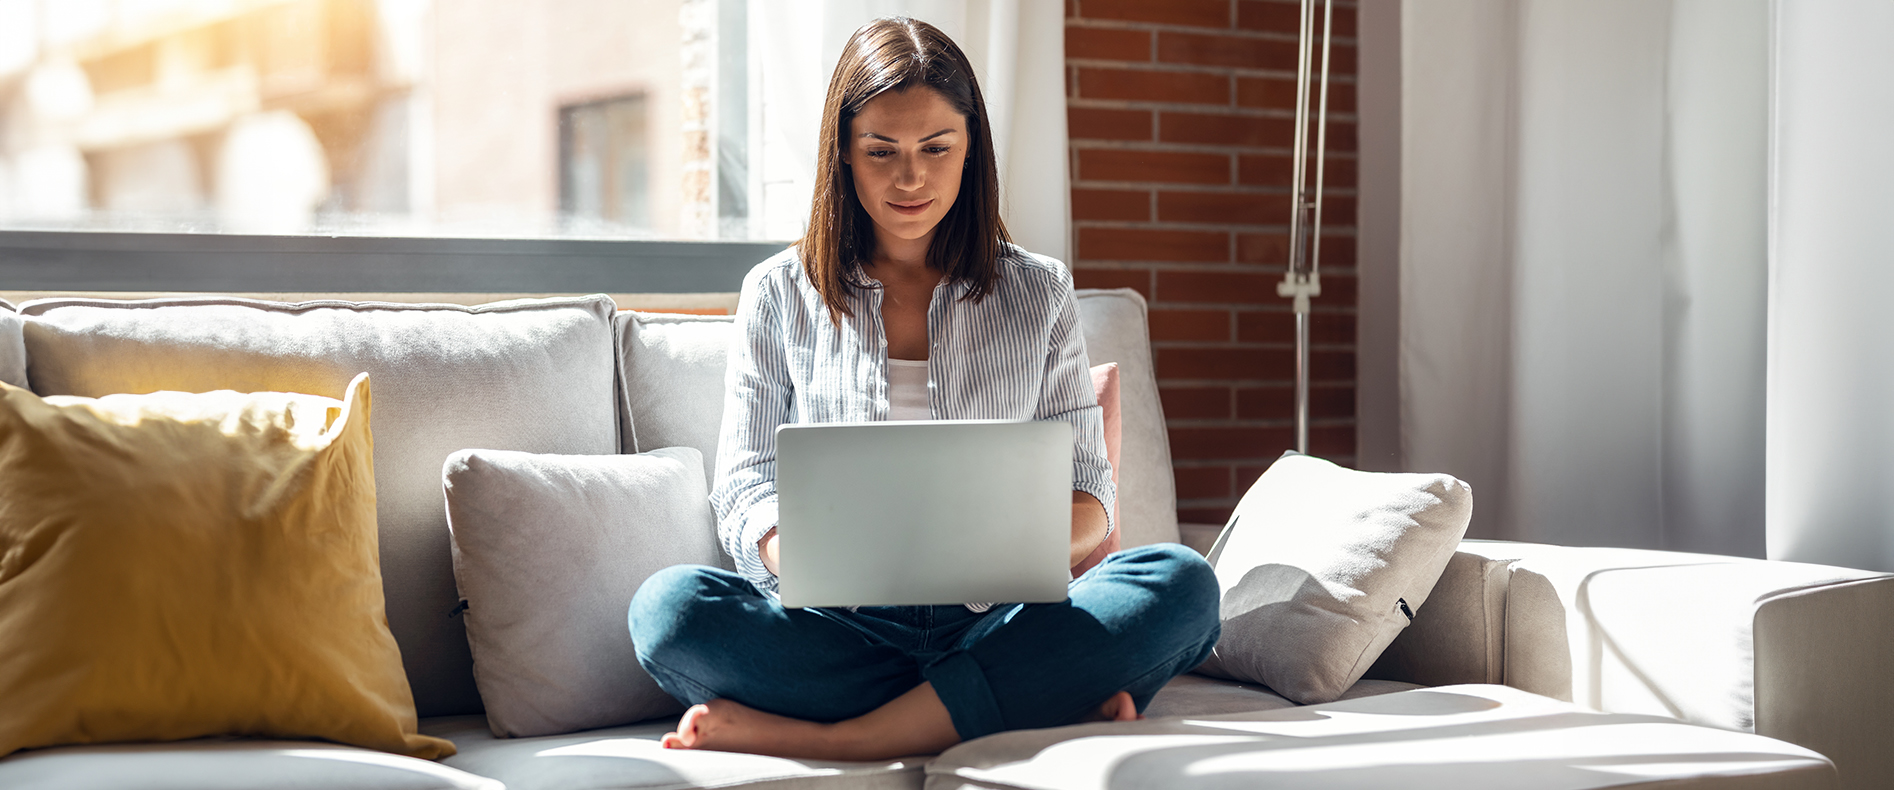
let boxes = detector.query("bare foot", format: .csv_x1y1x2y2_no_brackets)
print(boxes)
1091,690,1143,722
661,699,839,757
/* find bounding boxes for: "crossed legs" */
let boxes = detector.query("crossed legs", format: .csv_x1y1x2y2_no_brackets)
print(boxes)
627,543,1219,760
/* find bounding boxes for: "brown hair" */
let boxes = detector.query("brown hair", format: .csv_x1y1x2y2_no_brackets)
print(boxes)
797,16,1010,320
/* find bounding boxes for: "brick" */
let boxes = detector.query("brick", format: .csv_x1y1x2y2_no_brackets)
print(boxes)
1174,465,1234,499
1156,270,1279,304
1159,346,1352,382
1178,506,1236,525
1235,231,1355,265
1238,153,1357,189
1316,350,1355,381
1311,423,1356,457
1237,309,1357,344
1199,272,1351,308
1069,107,1153,141
1238,0,1358,38
1318,234,1355,266
1237,384,1355,420
1149,308,1232,341
1072,188,1150,222
1169,425,1297,460
1236,75,1356,112
1078,0,1230,28
1080,228,1228,262
1235,463,1271,491
1160,112,1296,148
1236,232,1289,264
1158,31,1299,71
1160,386,1232,419
1078,67,1229,104
1157,347,1293,380
1067,26,1151,61
1227,425,1355,467
1323,195,1357,226
1157,190,1294,225
1077,149,1228,184
1072,267,1152,297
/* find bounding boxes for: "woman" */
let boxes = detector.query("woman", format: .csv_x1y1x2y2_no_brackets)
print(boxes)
628,17,1219,760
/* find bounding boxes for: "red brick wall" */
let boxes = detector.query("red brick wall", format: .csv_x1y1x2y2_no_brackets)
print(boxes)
1066,0,1358,526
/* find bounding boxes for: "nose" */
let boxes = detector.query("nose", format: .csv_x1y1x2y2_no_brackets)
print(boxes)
894,152,924,191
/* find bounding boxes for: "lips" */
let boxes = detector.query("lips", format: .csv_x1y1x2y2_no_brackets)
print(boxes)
887,199,934,216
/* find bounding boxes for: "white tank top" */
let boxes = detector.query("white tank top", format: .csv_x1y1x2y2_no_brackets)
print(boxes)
887,358,930,420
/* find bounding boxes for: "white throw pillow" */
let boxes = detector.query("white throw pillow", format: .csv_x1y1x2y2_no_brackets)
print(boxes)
443,446,728,738
1196,452,1472,704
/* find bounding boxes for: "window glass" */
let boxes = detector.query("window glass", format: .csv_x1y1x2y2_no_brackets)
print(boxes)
0,0,763,240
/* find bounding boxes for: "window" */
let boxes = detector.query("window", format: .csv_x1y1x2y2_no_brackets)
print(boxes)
0,1,1067,296
560,94,651,233
0,0,760,241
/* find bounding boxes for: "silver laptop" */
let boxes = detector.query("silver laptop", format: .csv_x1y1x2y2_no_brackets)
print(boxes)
775,420,1073,608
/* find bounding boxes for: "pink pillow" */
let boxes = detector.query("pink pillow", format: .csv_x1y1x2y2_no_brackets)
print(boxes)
1073,363,1122,577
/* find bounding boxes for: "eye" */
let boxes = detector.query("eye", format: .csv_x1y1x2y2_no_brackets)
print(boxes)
866,149,895,159
925,146,951,155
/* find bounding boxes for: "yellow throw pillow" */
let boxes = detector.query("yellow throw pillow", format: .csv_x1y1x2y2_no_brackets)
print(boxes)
0,373,452,760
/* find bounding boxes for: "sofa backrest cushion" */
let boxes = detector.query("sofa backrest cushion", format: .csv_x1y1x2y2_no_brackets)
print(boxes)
0,299,23,389
1074,289,1178,548
614,312,734,486
18,295,621,718
613,288,1178,549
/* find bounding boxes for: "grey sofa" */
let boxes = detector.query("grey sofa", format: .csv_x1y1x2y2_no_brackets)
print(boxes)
0,289,1886,790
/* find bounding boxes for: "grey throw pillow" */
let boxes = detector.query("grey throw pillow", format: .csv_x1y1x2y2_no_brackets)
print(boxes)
443,446,728,738
1196,452,1472,704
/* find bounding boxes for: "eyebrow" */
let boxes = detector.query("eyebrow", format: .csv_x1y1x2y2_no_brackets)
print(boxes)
860,129,958,143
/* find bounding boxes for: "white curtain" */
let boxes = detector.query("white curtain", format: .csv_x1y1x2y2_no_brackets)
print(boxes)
1399,0,1769,556
1767,1,1894,572
751,0,1069,261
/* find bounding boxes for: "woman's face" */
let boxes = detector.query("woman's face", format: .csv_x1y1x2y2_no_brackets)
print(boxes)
845,87,967,249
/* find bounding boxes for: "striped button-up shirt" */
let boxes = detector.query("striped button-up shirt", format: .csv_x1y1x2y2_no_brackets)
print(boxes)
711,246,1117,593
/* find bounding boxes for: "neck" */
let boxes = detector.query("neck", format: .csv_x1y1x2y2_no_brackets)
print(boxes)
868,226,936,279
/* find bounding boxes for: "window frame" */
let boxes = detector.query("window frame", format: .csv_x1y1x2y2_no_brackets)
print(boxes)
0,231,786,294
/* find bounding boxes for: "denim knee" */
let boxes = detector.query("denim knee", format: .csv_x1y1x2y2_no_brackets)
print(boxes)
627,564,727,663
1107,543,1222,641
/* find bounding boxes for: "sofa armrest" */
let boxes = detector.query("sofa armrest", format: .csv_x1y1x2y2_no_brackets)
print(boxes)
1365,549,1512,688
1453,540,1893,790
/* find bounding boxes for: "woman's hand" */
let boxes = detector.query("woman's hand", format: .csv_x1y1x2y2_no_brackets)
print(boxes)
760,527,781,576
1070,491,1108,568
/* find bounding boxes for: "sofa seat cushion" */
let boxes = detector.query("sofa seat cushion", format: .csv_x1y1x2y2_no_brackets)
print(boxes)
0,740,499,790
17,295,621,717
1146,674,1422,719
930,683,1835,790
420,716,923,790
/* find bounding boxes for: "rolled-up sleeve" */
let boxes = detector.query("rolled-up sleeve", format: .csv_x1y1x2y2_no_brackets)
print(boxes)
710,266,794,589
1034,272,1118,539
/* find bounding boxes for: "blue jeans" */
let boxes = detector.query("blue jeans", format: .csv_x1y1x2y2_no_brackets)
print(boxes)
626,543,1221,741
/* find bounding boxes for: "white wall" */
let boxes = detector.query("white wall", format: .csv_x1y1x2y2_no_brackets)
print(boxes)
1768,0,1894,572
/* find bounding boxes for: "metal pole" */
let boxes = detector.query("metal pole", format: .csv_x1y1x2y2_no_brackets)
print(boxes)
1278,0,1333,456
